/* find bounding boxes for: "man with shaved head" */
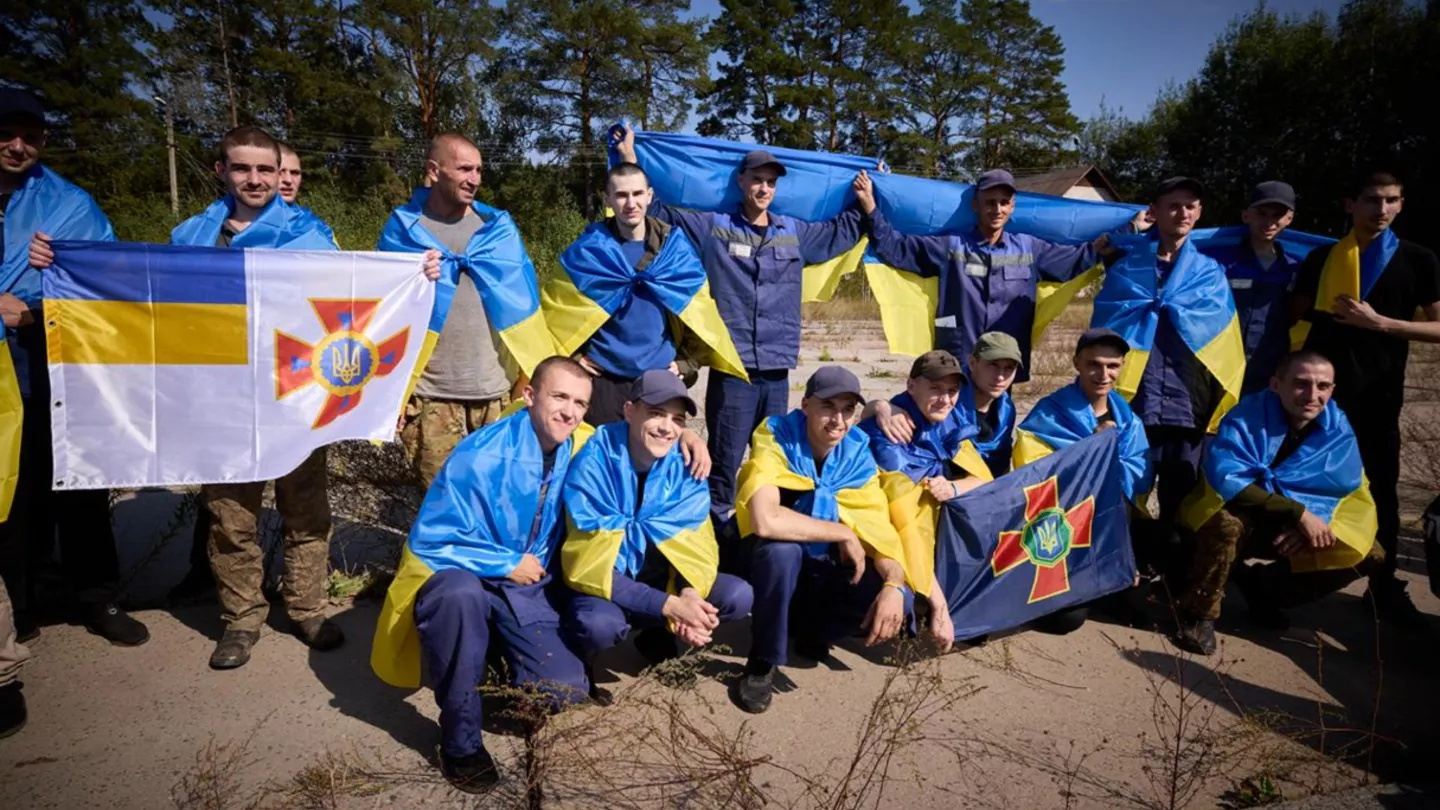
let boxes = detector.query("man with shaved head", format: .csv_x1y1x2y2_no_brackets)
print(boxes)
377,133,527,486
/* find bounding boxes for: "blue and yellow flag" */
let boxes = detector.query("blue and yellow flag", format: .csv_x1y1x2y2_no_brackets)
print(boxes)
859,393,990,597
560,421,719,601
958,383,1016,478
377,190,555,388
0,333,20,522
1013,382,1153,503
734,409,908,579
1093,234,1244,432
938,430,1136,639
1180,390,1375,572
171,195,338,251
372,409,592,687
1290,228,1397,350
542,221,746,380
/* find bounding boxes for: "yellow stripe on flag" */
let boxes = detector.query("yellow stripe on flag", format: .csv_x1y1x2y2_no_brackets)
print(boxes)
540,275,613,358
801,238,868,303
865,261,939,357
1115,348,1149,400
676,282,749,381
45,300,248,365
1194,314,1245,432
0,340,21,523
496,308,558,378
1033,263,1105,350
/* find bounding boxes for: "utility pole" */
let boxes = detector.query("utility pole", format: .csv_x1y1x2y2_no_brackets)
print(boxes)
155,96,179,217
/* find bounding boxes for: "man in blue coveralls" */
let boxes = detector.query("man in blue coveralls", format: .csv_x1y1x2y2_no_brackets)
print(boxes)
851,168,1145,381
1201,181,1299,394
611,125,866,524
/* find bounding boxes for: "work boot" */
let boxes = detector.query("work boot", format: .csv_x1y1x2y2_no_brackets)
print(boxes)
440,747,500,795
290,617,344,651
1172,618,1217,656
1364,579,1432,632
0,682,26,740
83,603,150,647
734,659,775,714
209,629,260,669
633,627,679,667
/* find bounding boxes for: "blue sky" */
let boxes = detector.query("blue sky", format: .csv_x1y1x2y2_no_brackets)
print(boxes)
684,0,1346,122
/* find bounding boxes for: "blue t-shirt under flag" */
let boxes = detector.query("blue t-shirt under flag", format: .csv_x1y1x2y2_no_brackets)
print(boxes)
586,238,676,378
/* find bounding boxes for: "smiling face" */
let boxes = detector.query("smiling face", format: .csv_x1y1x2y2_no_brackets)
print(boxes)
0,119,45,181
1149,190,1202,240
278,149,303,203
737,165,780,216
971,187,1016,236
216,143,279,212
968,356,1018,402
606,170,652,230
428,139,482,209
624,399,687,467
802,394,861,457
1074,344,1126,402
906,374,962,424
1241,202,1293,243
1345,184,1403,237
1271,357,1334,429
524,365,591,450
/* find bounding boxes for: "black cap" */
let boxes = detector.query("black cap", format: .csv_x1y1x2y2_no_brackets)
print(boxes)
0,88,45,126
629,369,697,416
740,150,787,176
1075,327,1130,355
1153,176,1206,201
909,350,965,382
803,366,864,403
975,169,1016,193
1248,180,1295,211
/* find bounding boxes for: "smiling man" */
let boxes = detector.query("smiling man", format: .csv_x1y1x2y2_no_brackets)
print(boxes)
558,370,753,688
732,366,911,713
1172,351,1383,655
1289,170,1440,628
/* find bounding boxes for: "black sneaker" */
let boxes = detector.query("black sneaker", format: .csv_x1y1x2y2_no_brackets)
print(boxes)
0,682,26,740
291,617,345,651
633,627,679,667
734,660,775,714
84,603,150,647
1365,579,1432,632
209,629,260,669
440,747,500,794
1172,618,1217,656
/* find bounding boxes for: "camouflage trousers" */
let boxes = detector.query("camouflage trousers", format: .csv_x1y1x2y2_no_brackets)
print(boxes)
1177,506,1386,622
204,449,332,633
0,575,31,687
400,394,510,490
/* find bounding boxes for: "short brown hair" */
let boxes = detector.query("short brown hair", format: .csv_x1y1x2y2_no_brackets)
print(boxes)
606,161,648,191
1347,169,1403,200
277,140,298,158
531,355,590,390
427,132,481,164
1274,349,1334,379
218,125,280,165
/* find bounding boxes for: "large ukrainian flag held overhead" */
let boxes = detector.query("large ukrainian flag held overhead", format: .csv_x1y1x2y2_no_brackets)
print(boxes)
44,241,435,488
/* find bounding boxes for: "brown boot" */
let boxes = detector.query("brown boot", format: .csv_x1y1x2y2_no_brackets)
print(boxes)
209,629,260,669
291,617,344,651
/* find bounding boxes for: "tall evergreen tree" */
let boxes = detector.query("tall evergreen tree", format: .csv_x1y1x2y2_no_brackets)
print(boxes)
697,0,812,147
883,0,977,176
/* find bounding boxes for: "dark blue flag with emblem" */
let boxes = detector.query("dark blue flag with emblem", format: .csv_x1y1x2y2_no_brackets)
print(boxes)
936,429,1135,640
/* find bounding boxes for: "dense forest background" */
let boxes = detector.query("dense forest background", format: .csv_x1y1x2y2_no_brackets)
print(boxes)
2,0,1435,279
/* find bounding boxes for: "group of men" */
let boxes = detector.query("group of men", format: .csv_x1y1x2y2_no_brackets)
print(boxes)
1,88,1437,799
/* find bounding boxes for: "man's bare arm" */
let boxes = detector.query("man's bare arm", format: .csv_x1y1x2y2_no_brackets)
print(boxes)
749,484,858,544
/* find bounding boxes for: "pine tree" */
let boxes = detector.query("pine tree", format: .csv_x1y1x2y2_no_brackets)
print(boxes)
884,0,978,176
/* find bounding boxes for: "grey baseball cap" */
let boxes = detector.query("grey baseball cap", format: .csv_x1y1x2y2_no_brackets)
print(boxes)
803,365,864,403
1248,180,1296,210
629,369,696,416
975,169,1017,193
971,331,1024,367
1153,176,1207,201
740,150,787,176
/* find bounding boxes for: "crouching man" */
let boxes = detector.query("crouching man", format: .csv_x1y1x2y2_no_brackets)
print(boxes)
559,370,754,683
733,366,912,713
1172,350,1383,655
370,357,595,794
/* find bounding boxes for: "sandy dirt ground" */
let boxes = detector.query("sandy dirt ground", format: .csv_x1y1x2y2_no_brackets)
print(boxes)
4,317,1440,810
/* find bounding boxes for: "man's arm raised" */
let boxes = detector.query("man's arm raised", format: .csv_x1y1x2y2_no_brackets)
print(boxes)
852,170,949,278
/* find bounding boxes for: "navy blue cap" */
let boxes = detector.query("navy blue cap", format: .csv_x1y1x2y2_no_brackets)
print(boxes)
740,150,787,176
975,169,1016,193
803,365,864,403
0,88,45,126
1075,327,1130,355
1153,176,1206,201
629,369,696,415
1248,180,1295,210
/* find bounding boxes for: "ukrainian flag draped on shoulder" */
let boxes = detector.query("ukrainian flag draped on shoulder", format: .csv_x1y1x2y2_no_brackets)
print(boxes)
2,165,115,305
859,393,988,597
1093,234,1244,432
377,190,554,384
959,382,1015,477
171,195,338,250
1290,228,1396,350
735,410,907,577
372,410,589,687
560,422,718,601
1013,382,1153,503
542,220,746,379
1180,391,1375,572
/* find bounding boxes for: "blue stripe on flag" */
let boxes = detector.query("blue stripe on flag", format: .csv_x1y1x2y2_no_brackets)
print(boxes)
48,242,247,305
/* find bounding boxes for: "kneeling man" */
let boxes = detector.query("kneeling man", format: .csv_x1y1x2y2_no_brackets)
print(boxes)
371,357,594,793
560,370,754,672
1172,350,1383,655
734,367,912,713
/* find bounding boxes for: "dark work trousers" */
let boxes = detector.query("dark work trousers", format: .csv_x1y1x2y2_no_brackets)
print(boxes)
0,323,120,613
583,372,639,427
1140,425,1208,578
1342,396,1403,583
705,368,790,522
747,540,914,667
413,570,588,758
562,572,754,660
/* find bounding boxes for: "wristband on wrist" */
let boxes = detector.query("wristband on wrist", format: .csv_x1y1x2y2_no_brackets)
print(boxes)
950,481,959,498
882,581,905,592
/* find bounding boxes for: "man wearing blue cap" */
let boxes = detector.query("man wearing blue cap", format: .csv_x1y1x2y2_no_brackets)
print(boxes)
1201,181,1300,393
731,366,911,713
612,126,866,525
852,168,1146,381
